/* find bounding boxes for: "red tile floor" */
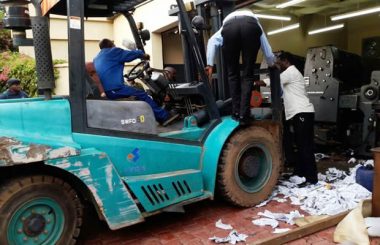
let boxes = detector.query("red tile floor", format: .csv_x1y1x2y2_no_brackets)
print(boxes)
78,197,380,245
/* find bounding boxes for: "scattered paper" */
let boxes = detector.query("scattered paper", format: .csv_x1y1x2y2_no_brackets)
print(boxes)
315,153,330,162
252,218,279,228
216,219,233,230
255,190,279,207
272,197,287,203
289,175,306,185
273,228,290,234
364,159,374,167
257,210,303,225
365,217,380,237
254,164,372,216
209,230,248,244
348,157,356,164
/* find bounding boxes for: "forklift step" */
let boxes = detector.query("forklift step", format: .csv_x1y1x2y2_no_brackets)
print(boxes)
122,169,204,212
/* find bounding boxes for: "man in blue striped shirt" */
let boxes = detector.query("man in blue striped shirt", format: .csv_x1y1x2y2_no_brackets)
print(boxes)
205,9,275,125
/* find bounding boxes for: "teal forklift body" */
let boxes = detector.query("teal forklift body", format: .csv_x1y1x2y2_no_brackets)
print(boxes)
0,98,240,230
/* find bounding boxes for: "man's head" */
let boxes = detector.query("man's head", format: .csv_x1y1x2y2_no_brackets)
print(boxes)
7,78,22,92
276,51,294,71
99,38,115,49
164,66,177,82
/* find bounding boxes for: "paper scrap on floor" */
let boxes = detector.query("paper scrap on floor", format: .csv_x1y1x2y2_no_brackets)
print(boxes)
255,163,372,216
257,210,304,225
209,230,248,244
273,228,291,234
252,218,279,228
216,219,233,230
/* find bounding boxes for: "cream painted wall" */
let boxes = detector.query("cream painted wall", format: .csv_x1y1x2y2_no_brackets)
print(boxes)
113,0,181,68
19,16,113,61
253,13,379,61
162,29,183,64
257,15,348,61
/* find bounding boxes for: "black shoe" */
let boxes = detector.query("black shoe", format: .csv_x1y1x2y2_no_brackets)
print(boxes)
297,180,318,188
282,173,295,180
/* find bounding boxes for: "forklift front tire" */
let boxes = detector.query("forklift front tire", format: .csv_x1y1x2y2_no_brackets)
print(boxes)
0,175,83,245
217,126,281,207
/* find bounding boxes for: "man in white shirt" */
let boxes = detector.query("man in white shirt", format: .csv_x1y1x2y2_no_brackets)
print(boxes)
254,52,318,185
205,9,275,125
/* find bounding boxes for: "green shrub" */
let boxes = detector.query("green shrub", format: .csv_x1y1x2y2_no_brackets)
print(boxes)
0,51,64,97
0,10,14,52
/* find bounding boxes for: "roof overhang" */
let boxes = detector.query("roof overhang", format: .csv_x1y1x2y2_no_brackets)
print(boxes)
41,0,148,17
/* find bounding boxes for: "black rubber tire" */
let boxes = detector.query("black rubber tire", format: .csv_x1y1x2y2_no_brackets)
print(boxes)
0,175,83,245
217,126,281,207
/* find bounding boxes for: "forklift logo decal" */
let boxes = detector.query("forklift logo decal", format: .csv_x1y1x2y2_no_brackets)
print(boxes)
121,115,145,125
127,148,140,162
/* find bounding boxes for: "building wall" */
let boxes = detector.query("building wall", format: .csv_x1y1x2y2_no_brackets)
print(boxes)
252,12,380,61
113,0,180,68
347,14,380,56
18,1,380,95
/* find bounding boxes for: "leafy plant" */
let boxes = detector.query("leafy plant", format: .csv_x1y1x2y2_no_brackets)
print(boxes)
0,9,14,52
0,52,65,97
0,8,65,97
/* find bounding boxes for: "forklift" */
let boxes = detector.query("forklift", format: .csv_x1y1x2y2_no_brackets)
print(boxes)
0,0,282,243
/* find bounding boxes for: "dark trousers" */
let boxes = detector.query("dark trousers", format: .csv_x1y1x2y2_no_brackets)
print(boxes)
222,16,262,118
283,116,296,167
106,85,168,122
287,112,318,183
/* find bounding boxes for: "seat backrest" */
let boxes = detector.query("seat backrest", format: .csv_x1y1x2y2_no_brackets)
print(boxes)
86,100,157,134
85,73,102,99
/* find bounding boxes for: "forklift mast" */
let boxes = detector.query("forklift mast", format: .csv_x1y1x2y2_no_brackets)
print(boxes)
182,0,282,122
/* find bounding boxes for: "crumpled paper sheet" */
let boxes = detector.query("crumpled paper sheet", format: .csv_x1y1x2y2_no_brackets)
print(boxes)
252,218,279,228
258,210,303,225
216,219,233,230
289,175,306,185
315,153,330,162
334,199,372,244
209,230,248,244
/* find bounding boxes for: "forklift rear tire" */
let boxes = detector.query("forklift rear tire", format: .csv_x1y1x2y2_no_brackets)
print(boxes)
0,175,83,245
217,126,281,207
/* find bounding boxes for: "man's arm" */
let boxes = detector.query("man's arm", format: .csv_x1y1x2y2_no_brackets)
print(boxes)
0,92,6,99
205,28,223,80
257,23,276,67
254,68,291,87
206,29,223,67
253,80,268,87
117,48,145,63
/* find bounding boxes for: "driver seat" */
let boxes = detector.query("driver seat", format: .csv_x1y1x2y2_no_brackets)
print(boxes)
86,100,157,134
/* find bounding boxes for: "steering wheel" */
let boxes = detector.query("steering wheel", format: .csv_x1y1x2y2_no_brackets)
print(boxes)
125,60,150,81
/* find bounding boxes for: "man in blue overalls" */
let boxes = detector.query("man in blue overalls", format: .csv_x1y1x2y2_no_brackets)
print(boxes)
0,78,29,99
93,38,178,126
